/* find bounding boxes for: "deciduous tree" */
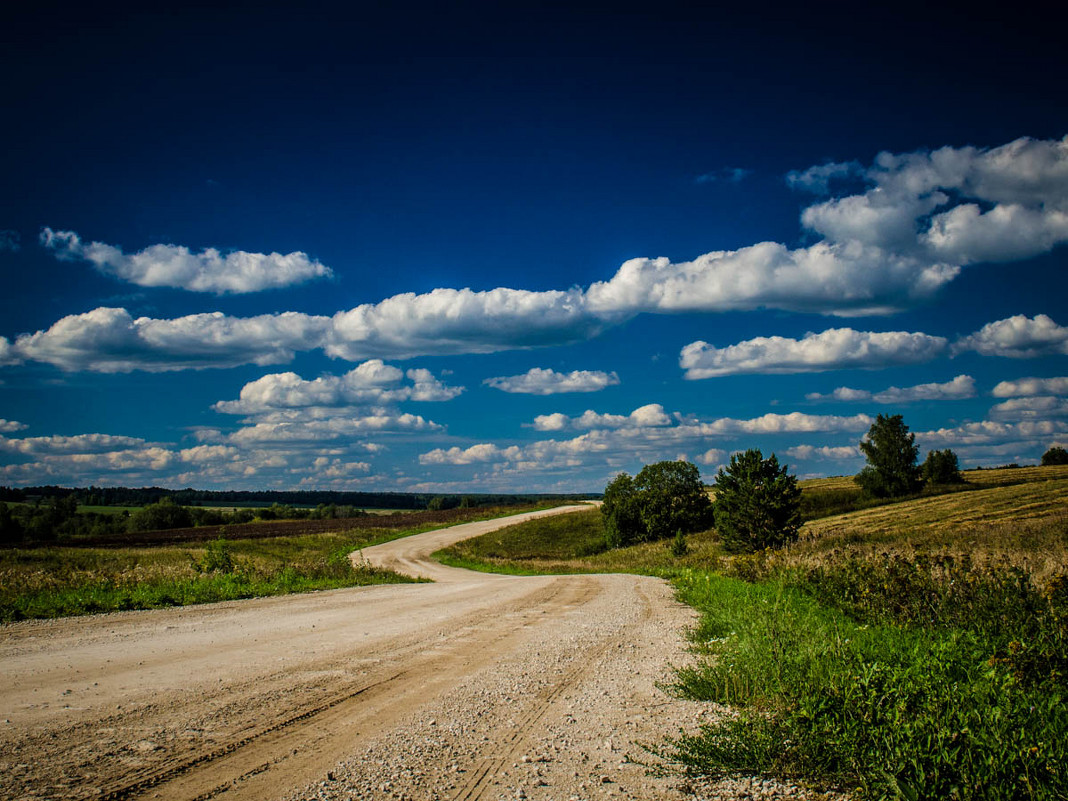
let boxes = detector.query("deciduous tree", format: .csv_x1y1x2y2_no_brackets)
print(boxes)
855,413,924,498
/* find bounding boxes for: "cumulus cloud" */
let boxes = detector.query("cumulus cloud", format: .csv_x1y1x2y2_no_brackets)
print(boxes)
418,410,872,482
784,444,861,461
531,403,671,432
697,448,728,466
484,367,619,395
918,419,1068,447
213,360,462,414
7,136,1066,374
326,287,606,361
0,419,27,433
954,314,1068,358
989,396,1068,419
11,307,331,372
40,228,332,293
0,432,150,455
992,376,1068,398
419,443,523,465
0,336,19,367
806,374,975,404
680,327,946,379
227,412,438,445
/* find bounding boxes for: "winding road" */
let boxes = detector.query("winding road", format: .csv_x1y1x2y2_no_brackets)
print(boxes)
0,506,705,801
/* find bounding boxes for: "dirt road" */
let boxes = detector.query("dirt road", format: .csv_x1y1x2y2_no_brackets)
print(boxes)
0,506,813,801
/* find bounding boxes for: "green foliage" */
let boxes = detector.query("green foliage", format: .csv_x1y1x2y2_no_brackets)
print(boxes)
713,449,801,553
922,448,964,485
856,413,924,498
602,472,644,548
127,497,194,532
666,570,1068,799
635,460,714,541
671,529,689,557
602,461,713,548
1042,446,1068,466
196,538,236,573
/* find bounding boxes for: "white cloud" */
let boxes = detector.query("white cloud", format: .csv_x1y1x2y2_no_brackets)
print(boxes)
532,403,671,431
992,376,1068,398
680,327,946,379
784,444,861,461
0,336,19,367
227,412,438,445
418,410,872,482
918,419,1068,447
954,314,1068,358
40,228,332,294
326,287,606,361
11,307,331,372
989,396,1068,419
7,137,1066,374
786,160,862,192
806,374,975,404
213,360,462,414
0,419,27,433
0,432,150,455
484,367,619,395
585,243,959,318
690,411,874,436
419,443,523,465
696,447,728,466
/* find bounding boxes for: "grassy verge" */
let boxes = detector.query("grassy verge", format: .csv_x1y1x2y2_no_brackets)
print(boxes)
437,466,1068,798
0,506,554,622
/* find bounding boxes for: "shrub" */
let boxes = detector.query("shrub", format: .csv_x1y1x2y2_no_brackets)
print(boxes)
713,449,801,553
921,448,964,485
855,413,924,498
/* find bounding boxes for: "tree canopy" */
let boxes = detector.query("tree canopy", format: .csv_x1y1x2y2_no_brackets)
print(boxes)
921,448,964,485
1042,446,1068,466
713,449,801,553
855,413,924,498
601,460,713,548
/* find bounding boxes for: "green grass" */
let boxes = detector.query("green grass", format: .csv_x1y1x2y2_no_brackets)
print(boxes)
664,568,1067,799
0,526,438,622
437,465,1068,799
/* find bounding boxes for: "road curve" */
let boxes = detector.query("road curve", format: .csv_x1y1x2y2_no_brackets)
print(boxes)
0,505,704,801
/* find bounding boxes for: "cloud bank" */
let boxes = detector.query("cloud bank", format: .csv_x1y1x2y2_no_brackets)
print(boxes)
5,137,1066,373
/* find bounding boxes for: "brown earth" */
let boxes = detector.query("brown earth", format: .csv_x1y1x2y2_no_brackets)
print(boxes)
0,505,832,801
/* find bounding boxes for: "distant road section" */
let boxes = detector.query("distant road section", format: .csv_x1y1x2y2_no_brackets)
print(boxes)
0,504,709,801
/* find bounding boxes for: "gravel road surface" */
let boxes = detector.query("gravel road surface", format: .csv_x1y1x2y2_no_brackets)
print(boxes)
1,506,835,801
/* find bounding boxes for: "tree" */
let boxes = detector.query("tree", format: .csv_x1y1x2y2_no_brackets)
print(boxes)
633,460,714,541
601,460,713,549
921,448,964,485
713,449,801,553
1042,446,1068,466
602,472,644,548
855,413,924,498
127,497,194,532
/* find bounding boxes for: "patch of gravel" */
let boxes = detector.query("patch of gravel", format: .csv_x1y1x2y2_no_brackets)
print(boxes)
283,574,849,801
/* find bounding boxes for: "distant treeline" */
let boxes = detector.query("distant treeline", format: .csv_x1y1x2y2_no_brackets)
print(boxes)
0,485,595,509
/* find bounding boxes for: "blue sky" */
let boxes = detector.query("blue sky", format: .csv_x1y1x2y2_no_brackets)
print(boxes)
1,2,1066,493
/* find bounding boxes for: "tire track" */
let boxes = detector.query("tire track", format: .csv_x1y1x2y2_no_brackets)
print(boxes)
451,581,655,801
92,578,602,801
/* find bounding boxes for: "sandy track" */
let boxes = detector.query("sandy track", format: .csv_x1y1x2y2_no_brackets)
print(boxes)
0,506,818,801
